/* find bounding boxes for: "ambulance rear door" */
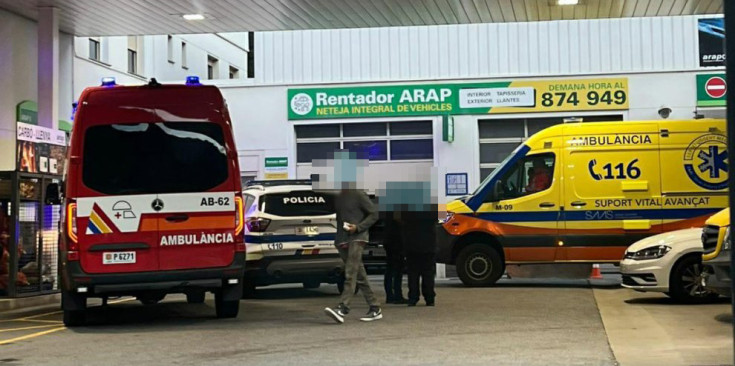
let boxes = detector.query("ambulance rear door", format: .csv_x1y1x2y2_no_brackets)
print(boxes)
658,119,728,230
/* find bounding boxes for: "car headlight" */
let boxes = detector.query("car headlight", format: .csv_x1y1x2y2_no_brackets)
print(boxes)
723,226,731,251
625,245,671,260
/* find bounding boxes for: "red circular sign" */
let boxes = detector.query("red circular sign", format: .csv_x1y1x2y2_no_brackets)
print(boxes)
705,77,727,98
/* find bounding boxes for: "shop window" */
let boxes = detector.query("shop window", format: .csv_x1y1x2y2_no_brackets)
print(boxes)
344,140,387,161
480,143,521,165
480,168,495,181
208,55,219,79
389,121,433,135
490,153,555,201
295,124,340,138
343,123,386,137
479,119,525,139
297,142,340,163
390,139,433,160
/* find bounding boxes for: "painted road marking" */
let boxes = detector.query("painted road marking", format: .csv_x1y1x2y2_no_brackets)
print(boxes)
0,327,66,345
0,324,62,333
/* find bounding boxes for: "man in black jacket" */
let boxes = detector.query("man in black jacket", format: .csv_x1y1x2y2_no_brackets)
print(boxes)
400,204,438,306
381,210,406,304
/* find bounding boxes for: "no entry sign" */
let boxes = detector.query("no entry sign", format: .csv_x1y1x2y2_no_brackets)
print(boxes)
697,73,727,107
705,77,727,98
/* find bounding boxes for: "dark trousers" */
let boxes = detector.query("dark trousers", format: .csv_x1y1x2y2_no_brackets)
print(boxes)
383,252,405,301
406,252,436,303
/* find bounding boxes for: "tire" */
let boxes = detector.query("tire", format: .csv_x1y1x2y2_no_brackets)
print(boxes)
668,255,719,304
61,291,87,327
186,291,206,304
215,291,240,318
241,282,256,299
303,280,321,289
138,294,166,305
63,310,86,327
456,243,504,287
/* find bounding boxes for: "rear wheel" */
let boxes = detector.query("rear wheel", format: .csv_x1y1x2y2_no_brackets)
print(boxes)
186,291,206,304
668,255,719,304
215,291,240,318
456,244,504,287
61,291,87,327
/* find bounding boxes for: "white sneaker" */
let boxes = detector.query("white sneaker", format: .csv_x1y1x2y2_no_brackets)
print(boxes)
324,305,347,324
359,307,383,322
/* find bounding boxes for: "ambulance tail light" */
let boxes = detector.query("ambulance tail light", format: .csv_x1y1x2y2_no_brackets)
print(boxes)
66,201,79,260
246,217,271,233
234,195,244,236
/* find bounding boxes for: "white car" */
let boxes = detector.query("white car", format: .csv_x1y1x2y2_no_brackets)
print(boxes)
620,228,719,304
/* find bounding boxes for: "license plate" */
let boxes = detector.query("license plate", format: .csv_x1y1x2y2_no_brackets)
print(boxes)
103,251,136,264
296,226,319,235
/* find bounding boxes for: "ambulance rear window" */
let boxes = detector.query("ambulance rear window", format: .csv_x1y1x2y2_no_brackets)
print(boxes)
82,122,229,195
260,191,335,217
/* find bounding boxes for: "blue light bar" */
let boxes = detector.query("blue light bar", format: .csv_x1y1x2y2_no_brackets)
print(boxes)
101,77,116,86
186,76,201,85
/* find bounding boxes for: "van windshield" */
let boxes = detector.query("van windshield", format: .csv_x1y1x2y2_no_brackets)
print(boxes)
83,122,229,195
260,191,335,217
471,143,527,197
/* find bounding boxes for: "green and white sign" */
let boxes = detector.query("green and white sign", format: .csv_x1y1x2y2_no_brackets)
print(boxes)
288,78,629,120
697,73,727,107
264,157,288,180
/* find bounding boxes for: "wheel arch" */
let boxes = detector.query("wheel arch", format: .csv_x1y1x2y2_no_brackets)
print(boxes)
452,231,505,264
668,250,704,287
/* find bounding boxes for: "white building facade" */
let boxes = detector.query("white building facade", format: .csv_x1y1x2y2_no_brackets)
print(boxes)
218,14,726,205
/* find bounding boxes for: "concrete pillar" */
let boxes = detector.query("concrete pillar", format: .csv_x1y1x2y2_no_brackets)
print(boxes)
37,7,59,129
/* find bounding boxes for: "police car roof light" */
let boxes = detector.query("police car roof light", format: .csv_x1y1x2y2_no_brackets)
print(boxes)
186,76,201,85
245,179,312,187
101,77,116,87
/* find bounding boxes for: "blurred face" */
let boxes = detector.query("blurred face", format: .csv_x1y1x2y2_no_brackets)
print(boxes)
311,150,368,192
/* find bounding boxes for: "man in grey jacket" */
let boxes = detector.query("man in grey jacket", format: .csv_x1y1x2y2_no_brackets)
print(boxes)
324,187,382,323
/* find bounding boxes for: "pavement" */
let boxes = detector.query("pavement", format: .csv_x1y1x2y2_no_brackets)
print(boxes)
0,276,732,366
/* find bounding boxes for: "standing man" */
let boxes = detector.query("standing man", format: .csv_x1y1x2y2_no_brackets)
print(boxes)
324,184,382,323
401,182,438,307
382,210,406,304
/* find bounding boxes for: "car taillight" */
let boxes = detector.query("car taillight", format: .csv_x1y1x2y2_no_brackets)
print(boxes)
246,217,271,233
234,196,244,236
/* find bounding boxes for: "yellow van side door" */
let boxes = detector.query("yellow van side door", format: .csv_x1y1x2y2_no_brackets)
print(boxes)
560,123,662,262
658,120,728,229
476,140,562,263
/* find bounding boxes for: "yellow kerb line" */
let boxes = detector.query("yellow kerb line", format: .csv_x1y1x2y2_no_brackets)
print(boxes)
0,326,66,345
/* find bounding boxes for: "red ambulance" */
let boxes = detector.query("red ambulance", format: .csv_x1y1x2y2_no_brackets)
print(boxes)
51,77,245,326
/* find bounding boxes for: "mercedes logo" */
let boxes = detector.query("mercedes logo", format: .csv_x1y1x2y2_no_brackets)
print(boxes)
151,198,164,212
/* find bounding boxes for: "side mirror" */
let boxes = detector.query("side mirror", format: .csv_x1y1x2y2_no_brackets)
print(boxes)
45,182,62,205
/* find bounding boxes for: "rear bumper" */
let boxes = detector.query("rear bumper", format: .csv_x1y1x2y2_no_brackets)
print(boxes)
436,225,456,264
61,252,246,296
245,255,344,286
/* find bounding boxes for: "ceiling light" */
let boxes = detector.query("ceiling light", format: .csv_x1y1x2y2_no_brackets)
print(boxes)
557,0,579,4
183,14,205,21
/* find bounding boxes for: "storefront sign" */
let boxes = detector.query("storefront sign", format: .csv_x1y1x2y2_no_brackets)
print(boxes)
442,115,454,143
288,78,628,120
16,101,68,175
697,73,727,107
264,157,288,180
698,17,725,67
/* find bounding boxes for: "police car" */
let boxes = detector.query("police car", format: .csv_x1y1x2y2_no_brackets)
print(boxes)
242,180,344,295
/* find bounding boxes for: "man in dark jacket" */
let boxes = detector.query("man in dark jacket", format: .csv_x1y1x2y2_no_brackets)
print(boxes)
381,211,406,304
401,204,438,306
324,187,382,323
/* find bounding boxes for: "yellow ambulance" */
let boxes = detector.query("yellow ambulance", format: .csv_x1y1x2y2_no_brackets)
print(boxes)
437,119,727,286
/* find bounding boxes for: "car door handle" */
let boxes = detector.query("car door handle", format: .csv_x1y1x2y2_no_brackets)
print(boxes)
571,201,587,207
165,214,189,223
539,202,555,208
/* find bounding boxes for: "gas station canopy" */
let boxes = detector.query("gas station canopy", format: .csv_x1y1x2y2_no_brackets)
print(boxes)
0,0,724,36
